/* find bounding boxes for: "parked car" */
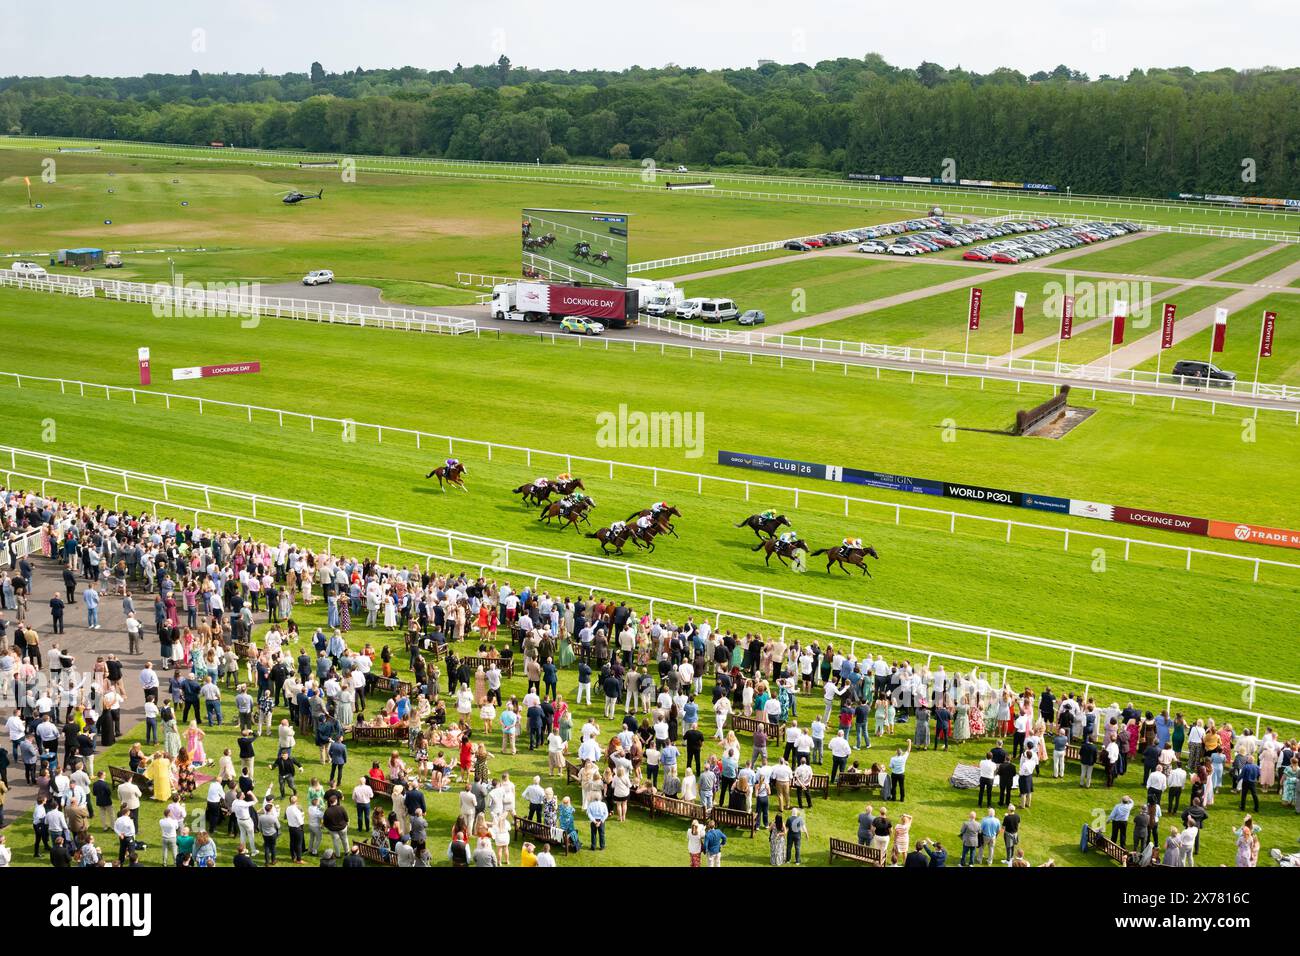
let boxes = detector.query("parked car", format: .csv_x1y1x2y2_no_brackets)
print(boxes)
784,240,811,251
857,241,887,254
738,309,766,326
302,269,334,286
675,297,707,319
804,238,825,248
10,261,47,278
962,249,992,262
1171,360,1236,384
105,253,123,268
559,316,604,335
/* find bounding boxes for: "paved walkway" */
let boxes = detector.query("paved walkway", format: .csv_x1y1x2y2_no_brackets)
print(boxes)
0,555,274,828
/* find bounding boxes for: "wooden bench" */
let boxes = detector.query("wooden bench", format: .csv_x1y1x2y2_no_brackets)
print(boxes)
805,773,830,798
708,805,758,838
1084,826,1132,866
366,776,395,797
829,837,885,865
513,814,576,855
460,655,513,678
233,641,255,660
643,792,708,823
728,714,784,739
835,770,883,792
355,841,396,866
347,724,410,743
110,766,153,799
563,759,583,787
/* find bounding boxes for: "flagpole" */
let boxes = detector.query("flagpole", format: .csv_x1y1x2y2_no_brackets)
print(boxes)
1252,310,1266,397
1054,337,1063,378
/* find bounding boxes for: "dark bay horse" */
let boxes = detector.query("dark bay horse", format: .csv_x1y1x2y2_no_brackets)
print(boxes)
513,477,585,506
752,537,809,568
586,523,634,554
810,544,880,576
735,513,791,540
540,496,596,529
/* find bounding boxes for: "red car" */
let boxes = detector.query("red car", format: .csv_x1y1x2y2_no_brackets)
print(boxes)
963,250,992,261
804,238,825,248
990,252,1018,264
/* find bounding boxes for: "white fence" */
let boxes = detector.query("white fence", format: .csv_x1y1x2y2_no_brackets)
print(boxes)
3,453,1296,731
0,271,477,335
455,272,515,288
4,528,43,565
641,315,1300,404
1,371,1296,583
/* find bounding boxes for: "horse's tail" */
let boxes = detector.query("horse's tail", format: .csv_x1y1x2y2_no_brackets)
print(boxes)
625,511,641,523
751,541,766,551
512,484,529,494
584,532,601,540
810,548,830,556
734,518,752,528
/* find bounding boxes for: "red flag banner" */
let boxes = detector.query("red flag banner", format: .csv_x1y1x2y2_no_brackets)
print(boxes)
967,287,983,331
1260,311,1276,358
1161,303,1176,350
1060,295,1074,341
1111,314,1125,346
1212,308,1228,353
1012,290,1026,334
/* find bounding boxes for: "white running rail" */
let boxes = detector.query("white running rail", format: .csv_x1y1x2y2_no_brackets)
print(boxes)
4,446,1297,714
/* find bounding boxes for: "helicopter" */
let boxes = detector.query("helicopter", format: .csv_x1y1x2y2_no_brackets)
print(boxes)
280,188,324,205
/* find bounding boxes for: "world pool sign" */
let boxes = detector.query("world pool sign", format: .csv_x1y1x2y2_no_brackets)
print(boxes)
717,451,1299,550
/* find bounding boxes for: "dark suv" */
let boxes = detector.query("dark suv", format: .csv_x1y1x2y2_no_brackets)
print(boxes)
1171,360,1236,385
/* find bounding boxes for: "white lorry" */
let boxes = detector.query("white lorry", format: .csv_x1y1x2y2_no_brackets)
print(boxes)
491,280,638,328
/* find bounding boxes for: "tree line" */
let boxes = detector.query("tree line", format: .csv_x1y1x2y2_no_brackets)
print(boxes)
2,55,1298,198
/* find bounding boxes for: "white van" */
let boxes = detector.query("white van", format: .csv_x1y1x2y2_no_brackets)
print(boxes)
675,297,706,320
11,261,47,278
645,288,685,316
697,298,739,323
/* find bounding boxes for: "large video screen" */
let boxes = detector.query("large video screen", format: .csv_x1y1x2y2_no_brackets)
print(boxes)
521,208,629,287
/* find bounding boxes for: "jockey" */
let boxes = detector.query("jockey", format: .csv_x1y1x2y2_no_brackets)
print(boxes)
777,531,797,547
635,515,654,531
570,492,587,503
555,472,571,482
842,536,864,552
609,521,626,535
445,458,459,470
558,495,575,510
759,509,777,521
650,501,669,515
534,476,550,488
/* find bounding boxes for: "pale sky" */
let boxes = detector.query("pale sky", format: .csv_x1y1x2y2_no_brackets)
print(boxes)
1,0,1294,78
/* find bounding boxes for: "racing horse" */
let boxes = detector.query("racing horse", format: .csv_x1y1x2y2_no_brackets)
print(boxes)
512,477,585,507
425,459,468,492
626,505,681,537
594,251,612,266
735,512,791,541
752,536,809,568
540,496,596,529
586,522,634,555
810,544,880,576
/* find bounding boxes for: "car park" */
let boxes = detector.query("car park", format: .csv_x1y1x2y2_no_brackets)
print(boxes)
738,309,766,326
302,269,334,285
559,317,604,335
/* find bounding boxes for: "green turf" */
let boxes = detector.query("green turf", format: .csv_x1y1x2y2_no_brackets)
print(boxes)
1214,244,1300,286
6,136,1296,235
0,150,923,291
6,598,1296,868
1057,234,1273,280
1026,284,1233,366
1131,293,1300,386
3,289,1300,711
673,257,981,326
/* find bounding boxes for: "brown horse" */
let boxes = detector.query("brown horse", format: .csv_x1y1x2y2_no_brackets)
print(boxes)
586,522,634,554
810,544,880,576
425,460,467,492
752,536,809,568
540,496,596,529
512,477,585,507
627,505,681,537
735,513,791,540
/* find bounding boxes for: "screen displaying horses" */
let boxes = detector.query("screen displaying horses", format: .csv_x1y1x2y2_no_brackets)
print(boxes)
521,207,629,287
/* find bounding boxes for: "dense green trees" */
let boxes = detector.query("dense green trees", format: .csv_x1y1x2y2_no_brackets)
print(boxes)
3,56,1298,196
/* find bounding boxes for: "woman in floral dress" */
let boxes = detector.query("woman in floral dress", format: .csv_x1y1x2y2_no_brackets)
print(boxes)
1279,756,1299,807
967,695,986,739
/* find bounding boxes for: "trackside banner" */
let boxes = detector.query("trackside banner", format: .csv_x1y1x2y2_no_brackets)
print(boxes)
717,451,1300,550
